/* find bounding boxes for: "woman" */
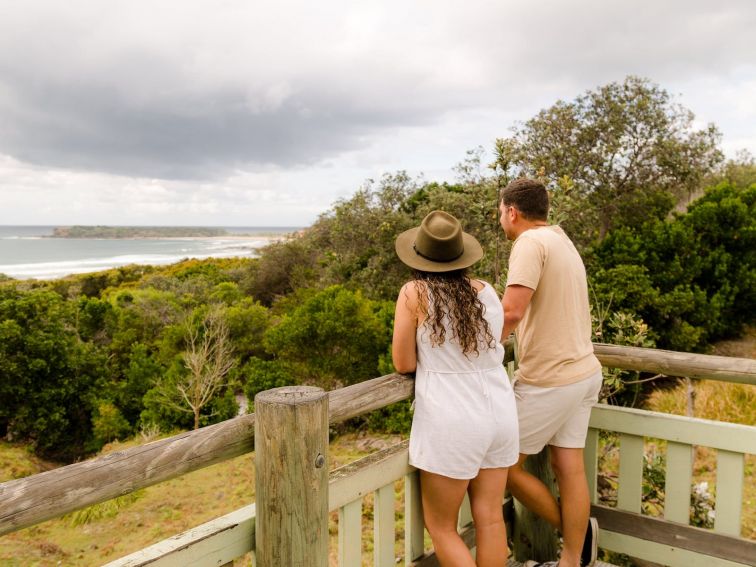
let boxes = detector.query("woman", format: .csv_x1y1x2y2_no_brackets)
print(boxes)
392,210,519,567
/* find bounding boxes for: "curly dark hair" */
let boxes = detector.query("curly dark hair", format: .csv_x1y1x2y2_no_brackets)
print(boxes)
500,177,549,220
411,269,496,357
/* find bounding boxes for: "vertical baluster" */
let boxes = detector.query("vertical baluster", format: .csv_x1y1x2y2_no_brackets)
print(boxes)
617,434,644,513
339,499,362,567
404,471,424,565
374,484,395,567
584,428,599,504
664,441,693,523
714,450,745,536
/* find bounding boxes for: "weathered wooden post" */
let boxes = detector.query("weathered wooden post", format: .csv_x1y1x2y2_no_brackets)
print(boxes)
511,450,560,562
254,386,329,567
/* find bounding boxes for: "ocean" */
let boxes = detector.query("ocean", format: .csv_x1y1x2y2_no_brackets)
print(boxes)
0,226,300,280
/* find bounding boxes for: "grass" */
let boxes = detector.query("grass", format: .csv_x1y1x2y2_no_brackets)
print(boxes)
0,431,408,566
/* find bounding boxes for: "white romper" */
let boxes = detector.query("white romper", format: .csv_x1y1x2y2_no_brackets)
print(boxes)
409,281,519,479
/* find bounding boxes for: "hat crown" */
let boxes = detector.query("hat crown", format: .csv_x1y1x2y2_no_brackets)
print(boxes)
414,211,464,262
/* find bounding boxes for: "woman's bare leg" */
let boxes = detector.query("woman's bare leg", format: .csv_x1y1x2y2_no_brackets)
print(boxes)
469,468,509,567
420,470,476,567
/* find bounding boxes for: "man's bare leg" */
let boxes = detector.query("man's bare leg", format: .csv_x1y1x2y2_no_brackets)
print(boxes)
506,453,562,529
549,446,590,567
507,449,590,567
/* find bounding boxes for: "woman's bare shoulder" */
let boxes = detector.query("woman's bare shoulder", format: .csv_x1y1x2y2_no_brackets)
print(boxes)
398,280,426,309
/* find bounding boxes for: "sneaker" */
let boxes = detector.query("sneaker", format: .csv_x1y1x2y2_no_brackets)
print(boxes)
581,516,599,566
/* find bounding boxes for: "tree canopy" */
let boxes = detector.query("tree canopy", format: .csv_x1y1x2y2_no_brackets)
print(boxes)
493,76,723,247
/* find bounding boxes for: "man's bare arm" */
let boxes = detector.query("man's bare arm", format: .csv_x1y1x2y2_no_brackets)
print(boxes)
501,284,534,340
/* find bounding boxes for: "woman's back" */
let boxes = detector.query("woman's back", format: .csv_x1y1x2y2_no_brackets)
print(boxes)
416,280,505,373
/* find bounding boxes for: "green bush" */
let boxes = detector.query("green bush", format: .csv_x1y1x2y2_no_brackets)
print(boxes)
92,402,131,447
592,182,756,351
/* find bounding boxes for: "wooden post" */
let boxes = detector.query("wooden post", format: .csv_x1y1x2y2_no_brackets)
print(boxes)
512,451,561,563
254,386,328,567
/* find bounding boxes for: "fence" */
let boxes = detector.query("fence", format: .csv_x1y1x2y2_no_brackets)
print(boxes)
1,344,754,566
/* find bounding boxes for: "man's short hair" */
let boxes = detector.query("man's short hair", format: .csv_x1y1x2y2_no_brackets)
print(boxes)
500,178,549,221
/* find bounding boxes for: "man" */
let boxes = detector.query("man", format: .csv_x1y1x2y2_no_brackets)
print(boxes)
499,178,601,567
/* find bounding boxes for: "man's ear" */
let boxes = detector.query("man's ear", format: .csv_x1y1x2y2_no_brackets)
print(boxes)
509,205,518,222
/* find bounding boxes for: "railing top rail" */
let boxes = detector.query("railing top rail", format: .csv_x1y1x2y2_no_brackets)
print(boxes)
592,343,756,385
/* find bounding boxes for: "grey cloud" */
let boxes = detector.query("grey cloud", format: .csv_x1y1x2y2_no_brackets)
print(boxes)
0,0,754,182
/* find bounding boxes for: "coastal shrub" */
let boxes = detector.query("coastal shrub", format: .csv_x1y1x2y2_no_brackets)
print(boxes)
242,357,299,410
263,285,392,388
244,238,319,306
0,288,106,459
364,400,413,434
307,172,417,300
91,401,131,447
592,182,756,351
224,299,269,361
117,342,165,426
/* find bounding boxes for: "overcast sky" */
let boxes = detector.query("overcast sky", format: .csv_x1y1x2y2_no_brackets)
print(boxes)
0,0,754,227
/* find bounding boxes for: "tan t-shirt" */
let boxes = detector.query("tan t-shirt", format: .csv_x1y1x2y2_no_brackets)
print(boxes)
506,225,601,387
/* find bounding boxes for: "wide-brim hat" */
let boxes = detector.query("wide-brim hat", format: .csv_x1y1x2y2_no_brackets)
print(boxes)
395,210,483,272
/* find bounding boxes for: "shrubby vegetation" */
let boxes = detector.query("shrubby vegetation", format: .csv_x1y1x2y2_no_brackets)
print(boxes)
1,76,754,461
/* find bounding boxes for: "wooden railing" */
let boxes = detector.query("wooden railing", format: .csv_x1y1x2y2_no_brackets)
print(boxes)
585,405,755,566
0,344,754,566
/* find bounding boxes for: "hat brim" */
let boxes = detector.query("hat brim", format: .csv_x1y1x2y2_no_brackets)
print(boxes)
395,226,484,272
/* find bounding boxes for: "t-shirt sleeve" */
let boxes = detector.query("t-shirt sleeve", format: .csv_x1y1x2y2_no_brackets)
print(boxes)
506,234,545,290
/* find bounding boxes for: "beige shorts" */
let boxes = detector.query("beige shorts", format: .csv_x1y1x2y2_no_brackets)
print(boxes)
514,371,602,454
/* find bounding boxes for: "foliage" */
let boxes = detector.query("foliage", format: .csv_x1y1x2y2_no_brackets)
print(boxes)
116,342,165,426
307,172,418,300
591,297,656,407
593,182,756,351
0,288,107,459
91,402,131,447
224,298,269,361
690,481,716,528
242,357,299,409
242,238,319,306
492,76,723,248
364,400,413,434
66,491,145,527
716,149,756,189
263,285,393,388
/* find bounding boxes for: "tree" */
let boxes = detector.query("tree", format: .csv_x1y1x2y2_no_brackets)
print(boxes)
0,288,106,459
150,307,237,429
243,239,319,306
493,76,723,248
307,172,418,300
263,285,392,388
593,182,756,351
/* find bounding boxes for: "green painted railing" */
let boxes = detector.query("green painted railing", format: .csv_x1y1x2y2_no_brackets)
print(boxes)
584,405,755,566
